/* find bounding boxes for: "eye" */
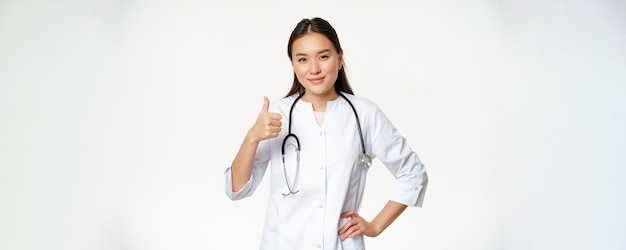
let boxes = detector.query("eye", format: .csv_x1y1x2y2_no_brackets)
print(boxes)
320,54,329,60
297,57,307,63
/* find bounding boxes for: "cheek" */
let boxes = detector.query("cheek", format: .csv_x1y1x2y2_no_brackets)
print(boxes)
323,61,340,74
293,64,307,77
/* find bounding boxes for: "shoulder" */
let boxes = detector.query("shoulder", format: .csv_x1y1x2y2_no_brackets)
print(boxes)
277,94,299,106
339,92,392,128
340,92,379,111
268,94,299,114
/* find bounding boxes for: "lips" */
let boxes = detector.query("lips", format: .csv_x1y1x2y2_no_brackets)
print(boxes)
308,77,325,84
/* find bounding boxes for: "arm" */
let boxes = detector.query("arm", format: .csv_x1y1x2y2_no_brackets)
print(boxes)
230,96,282,192
338,102,428,240
371,104,428,207
370,200,408,236
230,134,262,192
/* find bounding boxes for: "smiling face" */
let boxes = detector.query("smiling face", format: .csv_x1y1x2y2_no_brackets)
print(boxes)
290,32,343,102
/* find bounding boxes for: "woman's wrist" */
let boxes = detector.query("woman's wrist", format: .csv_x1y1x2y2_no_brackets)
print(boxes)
368,219,384,237
245,130,261,144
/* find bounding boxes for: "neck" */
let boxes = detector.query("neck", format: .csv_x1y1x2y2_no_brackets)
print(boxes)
302,91,339,112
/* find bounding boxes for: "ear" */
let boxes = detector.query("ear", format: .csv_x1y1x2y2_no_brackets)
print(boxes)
338,53,343,70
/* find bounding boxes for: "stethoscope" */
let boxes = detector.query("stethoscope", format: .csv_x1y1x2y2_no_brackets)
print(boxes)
281,92,372,196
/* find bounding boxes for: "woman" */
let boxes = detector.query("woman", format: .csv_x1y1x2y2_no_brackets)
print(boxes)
224,17,428,249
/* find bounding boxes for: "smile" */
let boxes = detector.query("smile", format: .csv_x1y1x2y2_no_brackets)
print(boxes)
308,77,325,84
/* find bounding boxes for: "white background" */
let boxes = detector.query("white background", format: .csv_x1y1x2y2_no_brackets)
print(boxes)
1,0,625,249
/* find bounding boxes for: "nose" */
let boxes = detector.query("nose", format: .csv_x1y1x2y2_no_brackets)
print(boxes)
309,60,321,75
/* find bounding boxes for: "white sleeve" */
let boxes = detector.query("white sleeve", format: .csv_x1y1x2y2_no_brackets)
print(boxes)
223,138,271,201
369,105,428,207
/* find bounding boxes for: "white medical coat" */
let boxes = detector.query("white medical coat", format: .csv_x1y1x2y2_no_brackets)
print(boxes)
224,92,428,250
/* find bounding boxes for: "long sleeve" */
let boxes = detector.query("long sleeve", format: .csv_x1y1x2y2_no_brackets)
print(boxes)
223,137,272,200
368,104,428,207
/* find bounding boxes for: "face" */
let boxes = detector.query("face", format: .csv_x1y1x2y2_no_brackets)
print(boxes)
290,32,343,101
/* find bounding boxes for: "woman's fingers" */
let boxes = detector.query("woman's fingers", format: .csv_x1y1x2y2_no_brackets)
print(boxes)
268,117,282,127
252,97,283,141
340,218,365,240
343,225,363,241
338,211,367,240
268,112,282,120
264,116,281,134
340,210,357,219
261,112,281,136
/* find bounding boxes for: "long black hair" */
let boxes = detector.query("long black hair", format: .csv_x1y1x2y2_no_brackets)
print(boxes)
285,17,354,97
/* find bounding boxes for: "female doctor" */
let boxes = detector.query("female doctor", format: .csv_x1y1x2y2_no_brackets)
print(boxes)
224,17,428,249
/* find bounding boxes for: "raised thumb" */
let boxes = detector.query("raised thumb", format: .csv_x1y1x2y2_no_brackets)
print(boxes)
261,96,269,113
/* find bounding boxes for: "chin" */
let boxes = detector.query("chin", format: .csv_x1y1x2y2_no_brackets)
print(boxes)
306,86,334,95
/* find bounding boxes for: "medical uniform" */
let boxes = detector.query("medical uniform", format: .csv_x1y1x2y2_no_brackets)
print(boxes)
224,92,428,250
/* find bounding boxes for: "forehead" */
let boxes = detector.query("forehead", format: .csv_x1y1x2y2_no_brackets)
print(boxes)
291,32,336,55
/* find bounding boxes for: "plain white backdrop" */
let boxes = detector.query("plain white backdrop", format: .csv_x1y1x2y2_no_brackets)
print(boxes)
1,0,625,249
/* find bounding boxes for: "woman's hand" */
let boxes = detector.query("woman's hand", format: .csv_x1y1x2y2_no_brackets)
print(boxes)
247,96,282,143
338,210,380,240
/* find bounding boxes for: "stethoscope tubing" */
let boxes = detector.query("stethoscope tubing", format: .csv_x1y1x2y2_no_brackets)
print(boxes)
280,92,369,196
283,92,365,155
337,92,367,157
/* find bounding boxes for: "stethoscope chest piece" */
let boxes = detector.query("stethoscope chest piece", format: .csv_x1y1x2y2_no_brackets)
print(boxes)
359,153,372,169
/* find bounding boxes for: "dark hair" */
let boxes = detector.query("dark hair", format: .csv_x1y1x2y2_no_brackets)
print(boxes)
285,17,354,97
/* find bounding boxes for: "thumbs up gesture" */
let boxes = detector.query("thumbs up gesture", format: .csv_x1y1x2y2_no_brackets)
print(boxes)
248,96,282,143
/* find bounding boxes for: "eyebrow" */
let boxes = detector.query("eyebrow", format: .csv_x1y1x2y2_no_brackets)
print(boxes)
294,49,332,57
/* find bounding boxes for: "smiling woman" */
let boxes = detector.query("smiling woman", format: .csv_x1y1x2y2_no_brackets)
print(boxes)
2,1,624,250
291,32,342,103
223,17,428,250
